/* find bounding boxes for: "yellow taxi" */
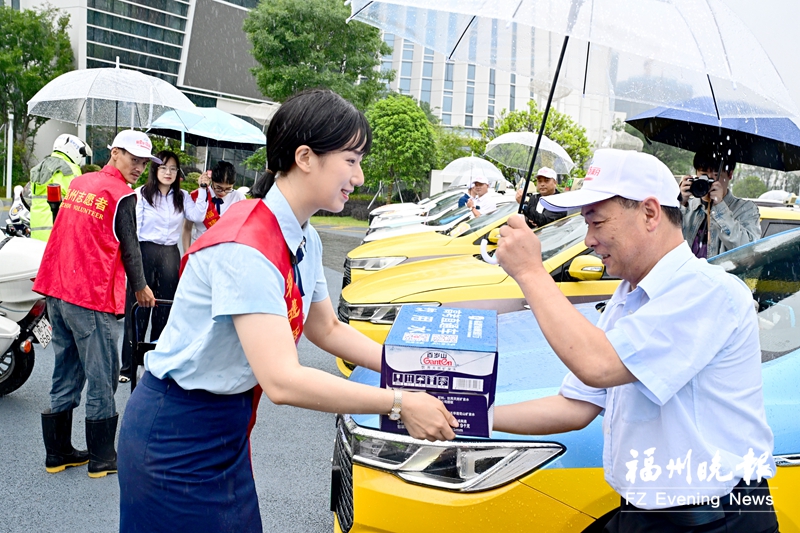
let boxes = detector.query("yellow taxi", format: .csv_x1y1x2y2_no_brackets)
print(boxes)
344,202,518,288
338,206,800,345
332,224,800,533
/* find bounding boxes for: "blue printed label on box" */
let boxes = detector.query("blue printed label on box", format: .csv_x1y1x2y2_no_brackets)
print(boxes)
380,306,498,437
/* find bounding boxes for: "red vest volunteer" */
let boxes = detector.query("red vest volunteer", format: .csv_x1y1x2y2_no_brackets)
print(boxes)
34,166,134,314
33,129,159,481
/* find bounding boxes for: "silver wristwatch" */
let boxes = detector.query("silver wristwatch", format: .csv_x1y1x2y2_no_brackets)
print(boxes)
388,389,402,421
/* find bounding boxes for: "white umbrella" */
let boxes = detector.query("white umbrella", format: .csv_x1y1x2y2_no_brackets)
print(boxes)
244,102,281,127
27,62,200,129
348,0,798,263
485,132,574,175
440,156,504,188
348,0,798,120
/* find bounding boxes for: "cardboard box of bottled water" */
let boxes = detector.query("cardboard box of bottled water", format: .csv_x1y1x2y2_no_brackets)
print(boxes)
380,306,498,437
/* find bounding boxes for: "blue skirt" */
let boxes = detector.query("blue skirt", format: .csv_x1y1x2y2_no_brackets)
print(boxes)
118,372,262,533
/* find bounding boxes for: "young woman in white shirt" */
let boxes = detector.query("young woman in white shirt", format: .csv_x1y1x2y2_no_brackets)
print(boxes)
119,151,208,382
181,160,246,252
117,90,457,532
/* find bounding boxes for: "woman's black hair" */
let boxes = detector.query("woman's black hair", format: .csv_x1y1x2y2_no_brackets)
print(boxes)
211,160,237,184
250,89,372,199
143,150,184,213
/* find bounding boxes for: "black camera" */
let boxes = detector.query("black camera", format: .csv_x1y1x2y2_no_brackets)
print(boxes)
688,175,714,198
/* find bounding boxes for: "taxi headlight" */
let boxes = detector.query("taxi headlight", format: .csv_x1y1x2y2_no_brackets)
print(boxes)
340,416,564,492
349,256,407,271
346,303,439,324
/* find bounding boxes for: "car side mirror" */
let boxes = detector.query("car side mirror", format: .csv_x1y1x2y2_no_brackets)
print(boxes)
568,255,605,281
487,228,501,244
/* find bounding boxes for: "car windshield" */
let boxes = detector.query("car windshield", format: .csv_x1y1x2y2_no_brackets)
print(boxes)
427,194,462,216
710,228,800,362
428,205,470,227
453,202,518,237
418,188,462,207
485,214,587,263
537,214,588,261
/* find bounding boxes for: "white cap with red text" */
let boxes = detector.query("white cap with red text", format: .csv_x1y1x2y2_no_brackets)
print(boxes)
541,149,679,211
108,130,162,164
535,167,557,180
470,175,490,187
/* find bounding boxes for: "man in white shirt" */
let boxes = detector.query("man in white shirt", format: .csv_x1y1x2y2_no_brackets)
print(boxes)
493,149,777,532
466,175,497,217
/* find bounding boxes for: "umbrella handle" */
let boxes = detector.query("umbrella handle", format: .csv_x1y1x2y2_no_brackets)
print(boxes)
480,239,499,265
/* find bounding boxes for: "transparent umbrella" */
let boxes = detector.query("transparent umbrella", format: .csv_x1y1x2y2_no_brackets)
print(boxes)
148,107,267,151
485,132,574,174
243,102,281,128
27,62,200,129
149,107,267,170
349,0,797,120
349,0,798,262
440,156,505,188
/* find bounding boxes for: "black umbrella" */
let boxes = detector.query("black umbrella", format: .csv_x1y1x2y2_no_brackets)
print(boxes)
627,98,800,171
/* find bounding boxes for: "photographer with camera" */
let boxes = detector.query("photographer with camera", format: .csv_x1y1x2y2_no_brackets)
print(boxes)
679,147,759,258
515,167,567,228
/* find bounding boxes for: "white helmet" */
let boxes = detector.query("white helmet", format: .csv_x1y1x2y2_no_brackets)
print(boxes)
52,134,92,165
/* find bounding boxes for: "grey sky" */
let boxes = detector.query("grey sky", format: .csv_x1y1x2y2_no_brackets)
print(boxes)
725,0,800,114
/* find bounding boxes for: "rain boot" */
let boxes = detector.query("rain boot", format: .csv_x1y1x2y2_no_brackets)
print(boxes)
86,413,118,478
41,409,89,473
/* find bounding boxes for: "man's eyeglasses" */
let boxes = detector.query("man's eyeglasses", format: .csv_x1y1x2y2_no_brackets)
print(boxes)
158,166,179,174
212,184,234,194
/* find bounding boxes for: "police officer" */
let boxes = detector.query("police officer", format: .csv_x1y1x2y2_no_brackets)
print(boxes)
28,134,91,241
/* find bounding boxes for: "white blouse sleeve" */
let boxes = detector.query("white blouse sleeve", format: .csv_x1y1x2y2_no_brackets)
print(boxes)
182,189,208,223
134,187,145,239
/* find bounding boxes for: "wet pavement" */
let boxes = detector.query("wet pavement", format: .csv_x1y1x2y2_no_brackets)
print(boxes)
0,226,363,533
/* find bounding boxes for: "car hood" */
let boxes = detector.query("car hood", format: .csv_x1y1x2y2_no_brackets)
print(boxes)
349,306,606,469
349,305,800,467
341,255,509,304
349,232,455,260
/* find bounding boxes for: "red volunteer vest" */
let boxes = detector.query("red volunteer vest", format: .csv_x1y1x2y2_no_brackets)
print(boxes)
190,187,221,229
180,199,304,435
33,165,134,314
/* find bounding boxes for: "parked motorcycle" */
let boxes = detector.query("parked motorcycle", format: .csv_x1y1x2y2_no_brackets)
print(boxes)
0,235,49,396
4,185,32,238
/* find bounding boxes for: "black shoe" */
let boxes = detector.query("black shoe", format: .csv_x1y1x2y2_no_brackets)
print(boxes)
41,409,89,473
86,413,119,478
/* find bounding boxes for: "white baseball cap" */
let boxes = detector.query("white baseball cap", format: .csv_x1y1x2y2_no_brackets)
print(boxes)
470,175,490,186
535,167,557,180
108,130,162,164
541,149,680,211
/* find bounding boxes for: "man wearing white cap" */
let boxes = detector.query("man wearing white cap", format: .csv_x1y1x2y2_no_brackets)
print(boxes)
492,149,777,532
466,175,497,217
514,166,567,228
34,130,158,479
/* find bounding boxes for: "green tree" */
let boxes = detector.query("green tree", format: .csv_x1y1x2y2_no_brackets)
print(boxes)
467,100,592,183
363,94,436,203
0,5,74,179
622,123,695,175
243,147,266,173
433,126,471,169
244,0,392,110
732,175,768,199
